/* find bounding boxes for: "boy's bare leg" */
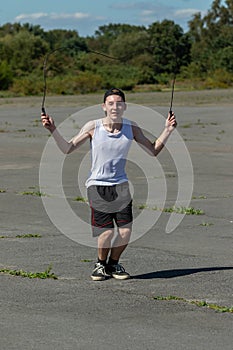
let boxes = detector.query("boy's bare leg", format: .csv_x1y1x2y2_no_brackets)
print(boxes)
92,227,131,280
91,229,114,281
97,229,114,260
110,227,131,260
104,227,131,279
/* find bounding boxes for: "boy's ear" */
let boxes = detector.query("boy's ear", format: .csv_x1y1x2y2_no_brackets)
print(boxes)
102,103,107,116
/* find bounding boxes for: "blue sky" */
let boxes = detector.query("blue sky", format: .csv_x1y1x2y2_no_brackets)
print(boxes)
0,0,214,36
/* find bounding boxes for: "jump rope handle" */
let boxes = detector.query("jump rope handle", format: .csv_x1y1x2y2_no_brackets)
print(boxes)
41,107,46,116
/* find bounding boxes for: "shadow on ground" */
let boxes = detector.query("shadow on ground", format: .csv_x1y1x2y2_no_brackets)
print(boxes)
132,266,233,279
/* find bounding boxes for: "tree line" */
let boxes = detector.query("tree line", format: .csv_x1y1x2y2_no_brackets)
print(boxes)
0,0,233,96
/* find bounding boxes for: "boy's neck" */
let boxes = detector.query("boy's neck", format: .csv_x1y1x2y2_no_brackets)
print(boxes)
102,117,123,133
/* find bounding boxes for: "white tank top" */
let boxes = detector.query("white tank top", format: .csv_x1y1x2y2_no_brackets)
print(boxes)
85,118,133,187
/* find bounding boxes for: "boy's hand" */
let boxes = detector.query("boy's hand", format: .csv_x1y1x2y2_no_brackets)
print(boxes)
165,112,177,132
41,113,56,133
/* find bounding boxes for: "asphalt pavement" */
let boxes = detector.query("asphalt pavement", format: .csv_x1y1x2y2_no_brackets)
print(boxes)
0,94,232,350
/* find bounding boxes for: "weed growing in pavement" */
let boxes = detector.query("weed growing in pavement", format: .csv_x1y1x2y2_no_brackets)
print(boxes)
16,233,42,238
19,189,47,197
153,295,233,313
80,259,93,263
0,233,41,239
137,204,204,215
73,196,87,202
180,123,192,128
200,222,213,226
31,119,40,127
192,195,207,199
165,173,176,178
162,206,204,215
138,203,148,209
0,265,58,279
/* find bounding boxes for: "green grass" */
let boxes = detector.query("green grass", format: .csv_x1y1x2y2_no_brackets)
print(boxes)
165,173,176,178
31,119,40,127
0,265,58,279
19,190,47,197
80,259,93,262
162,206,204,215
138,204,148,209
18,186,48,197
153,295,233,313
200,222,214,227
180,123,192,128
0,233,41,239
73,196,87,202
15,233,42,238
137,204,204,215
192,195,207,199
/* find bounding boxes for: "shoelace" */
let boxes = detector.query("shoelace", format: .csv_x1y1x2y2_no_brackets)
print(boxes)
114,264,125,272
94,263,105,274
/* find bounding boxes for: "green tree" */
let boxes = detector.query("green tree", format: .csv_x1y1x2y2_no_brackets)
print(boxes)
87,23,146,53
188,0,233,75
0,60,13,89
0,22,22,37
109,30,150,61
108,30,155,83
43,29,86,52
148,20,191,78
0,31,48,75
94,23,146,39
41,29,88,78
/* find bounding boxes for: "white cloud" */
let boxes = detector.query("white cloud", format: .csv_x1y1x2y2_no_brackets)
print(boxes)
111,1,167,12
13,12,107,36
50,12,90,20
174,8,199,19
15,13,48,21
141,10,155,16
15,12,91,22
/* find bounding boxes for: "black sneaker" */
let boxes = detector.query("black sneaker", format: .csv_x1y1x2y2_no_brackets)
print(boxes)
106,263,130,280
91,262,106,281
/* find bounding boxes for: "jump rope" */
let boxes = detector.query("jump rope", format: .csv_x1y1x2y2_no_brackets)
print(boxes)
41,46,176,117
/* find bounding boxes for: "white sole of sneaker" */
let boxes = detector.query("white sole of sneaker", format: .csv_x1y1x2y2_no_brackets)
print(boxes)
111,274,130,280
91,275,106,281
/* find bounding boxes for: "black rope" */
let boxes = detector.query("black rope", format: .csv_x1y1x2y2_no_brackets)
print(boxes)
169,74,176,117
41,45,178,115
42,47,68,114
41,47,120,115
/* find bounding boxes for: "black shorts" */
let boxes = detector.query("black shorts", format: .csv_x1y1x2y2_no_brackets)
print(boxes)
87,183,133,236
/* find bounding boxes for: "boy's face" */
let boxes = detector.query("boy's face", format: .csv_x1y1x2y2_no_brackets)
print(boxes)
102,95,126,120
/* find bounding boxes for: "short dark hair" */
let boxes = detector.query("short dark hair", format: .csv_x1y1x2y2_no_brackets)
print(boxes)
103,87,125,103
